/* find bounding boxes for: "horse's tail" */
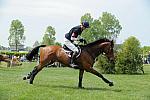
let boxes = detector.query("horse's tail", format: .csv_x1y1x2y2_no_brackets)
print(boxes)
26,45,46,61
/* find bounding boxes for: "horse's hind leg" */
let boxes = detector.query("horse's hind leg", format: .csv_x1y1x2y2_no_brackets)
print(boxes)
29,64,43,84
23,67,36,80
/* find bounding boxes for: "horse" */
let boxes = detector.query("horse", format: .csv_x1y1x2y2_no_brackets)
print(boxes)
11,57,22,66
23,38,115,88
0,54,11,67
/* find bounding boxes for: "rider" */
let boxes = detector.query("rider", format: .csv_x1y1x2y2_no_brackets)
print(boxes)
64,21,90,67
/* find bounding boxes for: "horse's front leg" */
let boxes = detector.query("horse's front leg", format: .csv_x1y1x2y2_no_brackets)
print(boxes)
78,69,84,88
85,67,114,86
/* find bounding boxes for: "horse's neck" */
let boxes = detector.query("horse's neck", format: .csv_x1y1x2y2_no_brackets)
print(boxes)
84,44,102,59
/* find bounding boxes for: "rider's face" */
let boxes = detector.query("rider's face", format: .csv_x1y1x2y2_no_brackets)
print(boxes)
82,26,86,30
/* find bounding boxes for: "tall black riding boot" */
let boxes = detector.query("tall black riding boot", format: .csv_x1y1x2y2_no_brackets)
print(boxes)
69,51,78,68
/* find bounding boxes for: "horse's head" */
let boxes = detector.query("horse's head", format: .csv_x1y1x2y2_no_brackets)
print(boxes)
83,38,115,62
100,40,114,62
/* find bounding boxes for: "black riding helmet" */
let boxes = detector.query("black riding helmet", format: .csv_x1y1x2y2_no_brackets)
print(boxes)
81,21,90,28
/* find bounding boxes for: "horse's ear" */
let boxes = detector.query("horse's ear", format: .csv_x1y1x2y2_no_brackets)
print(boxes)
111,40,114,47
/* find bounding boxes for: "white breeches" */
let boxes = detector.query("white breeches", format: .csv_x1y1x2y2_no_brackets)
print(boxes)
64,38,79,52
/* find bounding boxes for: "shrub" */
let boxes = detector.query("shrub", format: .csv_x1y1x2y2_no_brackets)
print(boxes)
95,55,115,74
115,36,144,74
0,51,28,56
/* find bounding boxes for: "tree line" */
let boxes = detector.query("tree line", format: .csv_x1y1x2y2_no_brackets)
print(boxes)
8,20,61,51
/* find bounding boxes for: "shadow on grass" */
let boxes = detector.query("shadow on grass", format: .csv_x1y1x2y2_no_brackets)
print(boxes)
51,85,122,92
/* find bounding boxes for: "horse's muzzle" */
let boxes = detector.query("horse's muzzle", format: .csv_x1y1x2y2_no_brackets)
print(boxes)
109,58,115,64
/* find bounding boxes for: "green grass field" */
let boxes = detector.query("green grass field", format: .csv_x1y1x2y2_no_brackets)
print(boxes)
0,62,150,100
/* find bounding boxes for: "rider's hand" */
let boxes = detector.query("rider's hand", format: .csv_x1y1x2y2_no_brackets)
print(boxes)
83,39,87,44
79,38,87,44
79,38,84,43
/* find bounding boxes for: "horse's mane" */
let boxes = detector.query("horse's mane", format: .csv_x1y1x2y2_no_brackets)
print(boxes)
83,38,111,48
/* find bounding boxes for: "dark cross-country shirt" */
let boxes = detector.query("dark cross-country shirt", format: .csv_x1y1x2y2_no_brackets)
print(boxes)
65,25,83,42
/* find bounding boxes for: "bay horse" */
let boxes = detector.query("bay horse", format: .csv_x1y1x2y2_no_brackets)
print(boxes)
0,54,11,67
23,38,115,88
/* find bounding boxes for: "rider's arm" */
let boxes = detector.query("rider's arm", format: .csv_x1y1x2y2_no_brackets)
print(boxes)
71,32,78,41
77,35,83,40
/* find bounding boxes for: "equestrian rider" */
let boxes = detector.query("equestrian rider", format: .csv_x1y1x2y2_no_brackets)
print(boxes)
64,21,90,67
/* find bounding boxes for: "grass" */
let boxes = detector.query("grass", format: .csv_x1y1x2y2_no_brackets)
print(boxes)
0,62,150,100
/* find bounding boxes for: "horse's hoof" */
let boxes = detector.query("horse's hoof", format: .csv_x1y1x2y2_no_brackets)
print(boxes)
29,81,33,84
109,82,114,86
29,82,33,84
78,86,84,89
27,75,30,79
23,77,26,80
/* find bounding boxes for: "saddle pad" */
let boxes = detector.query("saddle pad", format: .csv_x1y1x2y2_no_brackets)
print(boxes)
63,45,81,58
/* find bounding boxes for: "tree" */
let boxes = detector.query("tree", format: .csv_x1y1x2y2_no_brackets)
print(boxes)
115,36,144,74
80,13,95,42
80,13,93,24
42,26,56,45
80,12,122,73
55,42,62,46
141,46,150,56
81,12,122,43
100,12,122,39
8,19,25,51
33,41,40,47
42,34,51,45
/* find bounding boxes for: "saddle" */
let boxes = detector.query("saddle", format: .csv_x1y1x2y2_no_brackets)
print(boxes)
63,45,81,58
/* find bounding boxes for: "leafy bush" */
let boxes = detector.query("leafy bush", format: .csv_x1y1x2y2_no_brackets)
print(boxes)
0,51,28,56
115,36,144,74
95,55,115,74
